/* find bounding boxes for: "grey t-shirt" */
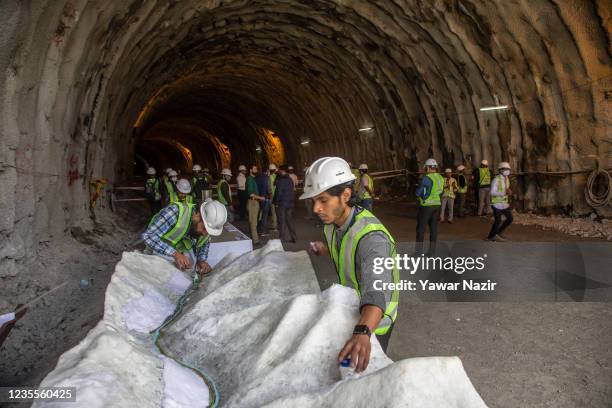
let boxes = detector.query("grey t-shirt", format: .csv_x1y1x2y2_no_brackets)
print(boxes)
334,207,394,314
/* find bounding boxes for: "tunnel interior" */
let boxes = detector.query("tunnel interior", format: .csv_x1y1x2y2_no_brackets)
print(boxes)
0,0,610,264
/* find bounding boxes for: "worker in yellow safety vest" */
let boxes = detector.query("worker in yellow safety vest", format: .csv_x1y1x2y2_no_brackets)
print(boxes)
455,164,468,217
472,159,492,216
163,169,179,205
415,158,444,255
486,162,514,241
357,163,374,212
142,199,227,278
217,168,234,223
175,178,194,204
302,156,400,371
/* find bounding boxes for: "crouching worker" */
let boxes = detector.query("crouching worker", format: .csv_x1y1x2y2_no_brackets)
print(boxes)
142,199,227,280
301,157,400,373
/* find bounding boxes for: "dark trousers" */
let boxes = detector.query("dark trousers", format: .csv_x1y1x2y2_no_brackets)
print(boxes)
455,193,466,217
416,205,441,242
278,206,297,242
488,206,513,239
257,199,271,233
238,190,248,220
376,323,395,353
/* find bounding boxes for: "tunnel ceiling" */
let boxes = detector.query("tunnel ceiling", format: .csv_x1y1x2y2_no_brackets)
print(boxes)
0,0,611,246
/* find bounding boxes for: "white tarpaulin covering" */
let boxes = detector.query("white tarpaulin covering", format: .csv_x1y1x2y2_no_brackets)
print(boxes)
36,240,487,407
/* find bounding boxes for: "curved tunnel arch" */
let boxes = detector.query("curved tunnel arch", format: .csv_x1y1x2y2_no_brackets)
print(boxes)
0,0,610,248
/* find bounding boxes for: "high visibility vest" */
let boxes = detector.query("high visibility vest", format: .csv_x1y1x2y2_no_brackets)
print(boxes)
323,207,399,335
352,169,360,191
269,173,277,196
179,194,194,204
148,202,194,247
358,173,374,199
419,173,444,206
443,177,457,199
457,174,468,194
145,177,161,200
176,233,209,253
478,167,491,186
164,179,178,203
491,175,509,205
217,179,232,205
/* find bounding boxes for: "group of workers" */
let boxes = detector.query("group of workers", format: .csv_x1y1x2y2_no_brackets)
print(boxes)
140,155,513,373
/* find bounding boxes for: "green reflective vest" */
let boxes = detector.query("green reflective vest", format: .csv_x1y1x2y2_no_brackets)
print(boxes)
352,169,360,191
457,174,468,194
491,175,509,205
323,207,399,335
479,167,491,186
358,173,374,200
419,173,444,206
148,202,209,253
145,177,161,200
217,179,232,205
443,177,457,199
164,179,178,203
269,173,277,196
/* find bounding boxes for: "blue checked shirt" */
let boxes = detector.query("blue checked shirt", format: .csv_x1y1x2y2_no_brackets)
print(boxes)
142,204,210,263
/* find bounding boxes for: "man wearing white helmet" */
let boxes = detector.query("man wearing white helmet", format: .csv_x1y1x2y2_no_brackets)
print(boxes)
472,159,492,216
440,168,458,223
357,163,374,211
455,164,469,217
302,157,400,368
236,164,248,220
162,170,179,205
175,178,194,204
144,167,162,214
191,164,209,205
217,168,234,222
287,165,298,187
142,199,228,278
415,158,445,254
268,163,278,231
486,162,514,241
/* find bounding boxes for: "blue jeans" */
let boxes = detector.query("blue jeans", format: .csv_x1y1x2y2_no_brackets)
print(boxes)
257,199,271,233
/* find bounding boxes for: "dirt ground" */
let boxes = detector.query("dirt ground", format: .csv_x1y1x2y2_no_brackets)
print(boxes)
2,199,611,407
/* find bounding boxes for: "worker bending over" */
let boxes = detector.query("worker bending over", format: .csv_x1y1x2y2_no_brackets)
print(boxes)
142,199,227,278
302,157,399,373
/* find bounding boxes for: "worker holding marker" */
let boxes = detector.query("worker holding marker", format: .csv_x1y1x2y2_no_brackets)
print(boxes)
302,157,400,373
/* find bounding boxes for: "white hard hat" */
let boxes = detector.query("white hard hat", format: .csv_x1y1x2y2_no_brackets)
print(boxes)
424,158,438,167
168,170,178,177
192,164,202,172
300,157,356,200
238,164,247,171
203,168,210,173
200,199,227,236
176,178,192,194
359,163,368,170
221,168,232,177
146,167,156,175
445,168,452,173
165,168,173,174
269,163,277,170
288,165,294,170
498,162,511,169
457,165,465,171
481,159,489,166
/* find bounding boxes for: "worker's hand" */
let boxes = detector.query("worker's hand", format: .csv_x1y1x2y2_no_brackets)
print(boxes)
197,261,212,276
338,334,372,373
308,241,328,256
173,251,192,270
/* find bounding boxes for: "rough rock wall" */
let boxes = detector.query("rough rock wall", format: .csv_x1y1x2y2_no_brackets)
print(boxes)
0,0,610,279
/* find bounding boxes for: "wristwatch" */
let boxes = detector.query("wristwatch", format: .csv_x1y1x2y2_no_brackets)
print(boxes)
353,325,371,337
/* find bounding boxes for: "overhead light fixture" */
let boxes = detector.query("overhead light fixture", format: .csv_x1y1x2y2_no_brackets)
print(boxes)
358,127,374,132
300,140,310,145
479,105,509,111
255,146,262,152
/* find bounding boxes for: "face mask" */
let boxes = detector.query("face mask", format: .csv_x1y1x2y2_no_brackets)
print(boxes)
501,170,510,176
170,177,177,182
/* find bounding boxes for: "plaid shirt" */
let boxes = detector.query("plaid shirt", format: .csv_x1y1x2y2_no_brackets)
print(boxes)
142,204,210,263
